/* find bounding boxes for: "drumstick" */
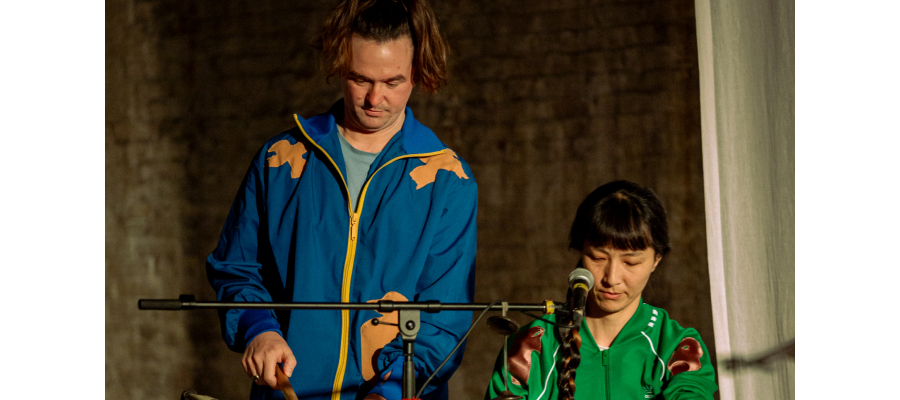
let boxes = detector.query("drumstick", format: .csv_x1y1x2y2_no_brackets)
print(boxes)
275,366,299,400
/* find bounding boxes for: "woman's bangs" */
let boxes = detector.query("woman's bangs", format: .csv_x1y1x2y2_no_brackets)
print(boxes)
586,200,653,251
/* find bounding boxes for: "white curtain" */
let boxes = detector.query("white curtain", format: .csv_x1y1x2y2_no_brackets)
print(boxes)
694,0,795,399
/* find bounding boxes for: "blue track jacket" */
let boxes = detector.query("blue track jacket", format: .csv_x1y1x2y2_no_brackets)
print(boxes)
206,101,477,400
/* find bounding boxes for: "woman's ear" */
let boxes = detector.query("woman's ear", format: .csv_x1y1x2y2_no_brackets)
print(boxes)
651,254,663,272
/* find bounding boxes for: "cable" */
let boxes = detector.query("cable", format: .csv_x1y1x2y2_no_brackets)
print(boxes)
415,300,503,399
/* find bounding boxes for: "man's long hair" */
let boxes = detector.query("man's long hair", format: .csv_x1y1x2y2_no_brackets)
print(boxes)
315,0,449,93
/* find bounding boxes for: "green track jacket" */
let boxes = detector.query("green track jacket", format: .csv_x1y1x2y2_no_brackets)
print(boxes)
485,302,717,400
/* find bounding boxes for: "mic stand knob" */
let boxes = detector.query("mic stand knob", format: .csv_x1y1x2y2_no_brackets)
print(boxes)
371,318,398,327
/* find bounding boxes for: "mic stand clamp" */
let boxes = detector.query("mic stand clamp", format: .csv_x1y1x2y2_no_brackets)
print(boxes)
398,309,421,400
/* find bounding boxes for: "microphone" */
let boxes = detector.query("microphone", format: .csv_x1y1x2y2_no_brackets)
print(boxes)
567,268,595,326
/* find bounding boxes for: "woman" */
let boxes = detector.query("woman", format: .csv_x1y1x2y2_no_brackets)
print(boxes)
484,180,718,400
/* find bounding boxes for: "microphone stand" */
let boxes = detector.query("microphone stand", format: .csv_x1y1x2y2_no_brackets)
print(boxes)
139,295,556,400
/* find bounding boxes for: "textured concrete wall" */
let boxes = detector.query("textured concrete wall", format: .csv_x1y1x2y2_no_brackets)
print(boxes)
106,0,712,398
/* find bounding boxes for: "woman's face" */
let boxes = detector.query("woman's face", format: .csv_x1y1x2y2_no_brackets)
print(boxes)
581,240,661,318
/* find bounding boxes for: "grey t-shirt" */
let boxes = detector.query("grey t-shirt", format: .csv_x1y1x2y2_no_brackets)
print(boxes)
337,132,379,209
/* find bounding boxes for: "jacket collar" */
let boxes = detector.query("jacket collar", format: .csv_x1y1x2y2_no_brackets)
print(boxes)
293,99,447,156
609,300,657,347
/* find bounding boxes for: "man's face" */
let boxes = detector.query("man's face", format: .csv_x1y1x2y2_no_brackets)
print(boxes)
341,34,415,135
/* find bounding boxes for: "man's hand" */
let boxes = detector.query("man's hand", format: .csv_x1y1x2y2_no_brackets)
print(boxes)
362,395,386,400
243,331,297,389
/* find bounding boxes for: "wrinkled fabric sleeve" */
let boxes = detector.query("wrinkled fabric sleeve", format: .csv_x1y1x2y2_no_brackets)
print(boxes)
206,146,282,353
369,178,478,400
661,332,719,400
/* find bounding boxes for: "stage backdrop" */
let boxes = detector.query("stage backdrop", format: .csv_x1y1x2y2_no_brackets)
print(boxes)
106,0,715,398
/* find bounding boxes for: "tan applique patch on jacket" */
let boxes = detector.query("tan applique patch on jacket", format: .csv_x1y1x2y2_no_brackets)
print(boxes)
508,326,544,386
409,150,469,189
360,291,408,382
267,139,308,179
667,337,703,376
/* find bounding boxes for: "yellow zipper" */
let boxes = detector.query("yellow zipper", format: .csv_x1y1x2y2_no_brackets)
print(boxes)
329,150,445,400
294,116,447,399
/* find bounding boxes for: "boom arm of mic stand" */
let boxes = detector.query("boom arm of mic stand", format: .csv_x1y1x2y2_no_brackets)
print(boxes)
138,296,558,314
138,296,560,399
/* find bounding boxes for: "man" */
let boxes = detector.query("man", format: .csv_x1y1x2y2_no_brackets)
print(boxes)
205,1,477,399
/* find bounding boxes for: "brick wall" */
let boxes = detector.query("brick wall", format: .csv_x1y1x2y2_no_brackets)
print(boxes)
106,0,712,398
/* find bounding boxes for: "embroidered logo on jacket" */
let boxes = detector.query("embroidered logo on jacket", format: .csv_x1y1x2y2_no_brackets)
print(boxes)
507,326,544,386
642,383,655,398
667,337,703,376
409,150,469,189
267,139,308,179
